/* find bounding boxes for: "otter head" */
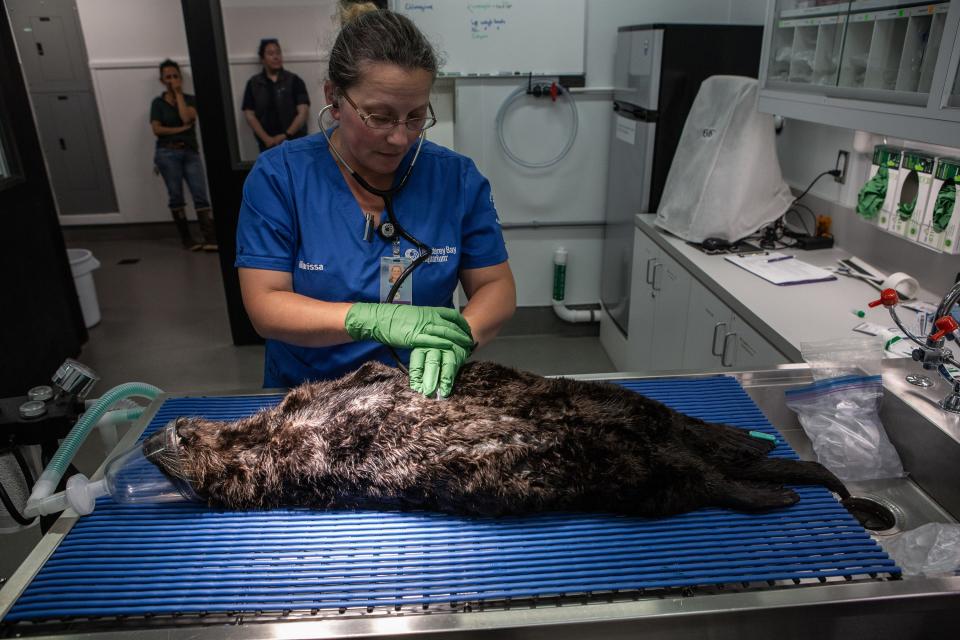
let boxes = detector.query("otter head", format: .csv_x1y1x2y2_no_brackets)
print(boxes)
142,416,221,498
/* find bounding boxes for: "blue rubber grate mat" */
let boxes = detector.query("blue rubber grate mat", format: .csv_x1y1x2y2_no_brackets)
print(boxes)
5,375,898,622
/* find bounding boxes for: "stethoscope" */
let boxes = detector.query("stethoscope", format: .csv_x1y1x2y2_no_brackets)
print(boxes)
317,102,431,373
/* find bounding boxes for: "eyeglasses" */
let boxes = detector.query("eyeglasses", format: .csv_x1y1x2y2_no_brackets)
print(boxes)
339,91,437,132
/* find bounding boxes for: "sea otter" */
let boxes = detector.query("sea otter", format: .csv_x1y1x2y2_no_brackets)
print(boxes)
144,361,848,517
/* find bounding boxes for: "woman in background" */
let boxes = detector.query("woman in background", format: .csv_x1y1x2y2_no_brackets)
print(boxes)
150,59,217,251
241,38,311,153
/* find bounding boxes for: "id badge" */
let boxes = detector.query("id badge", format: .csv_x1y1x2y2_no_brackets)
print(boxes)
380,256,412,304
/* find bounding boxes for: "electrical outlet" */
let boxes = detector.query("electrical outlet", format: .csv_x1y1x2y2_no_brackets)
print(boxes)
835,150,849,184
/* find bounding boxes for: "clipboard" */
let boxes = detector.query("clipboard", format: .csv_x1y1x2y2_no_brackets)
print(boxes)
724,252,837,286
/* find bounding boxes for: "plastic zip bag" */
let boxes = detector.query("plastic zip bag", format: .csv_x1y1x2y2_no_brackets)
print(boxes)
883,523,960,577
800,336,883,381
785,375,904,481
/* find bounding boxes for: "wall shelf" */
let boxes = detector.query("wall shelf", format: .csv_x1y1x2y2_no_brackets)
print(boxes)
759,1,960,143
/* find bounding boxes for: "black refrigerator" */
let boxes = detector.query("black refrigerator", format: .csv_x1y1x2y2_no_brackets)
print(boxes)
602,24,763,337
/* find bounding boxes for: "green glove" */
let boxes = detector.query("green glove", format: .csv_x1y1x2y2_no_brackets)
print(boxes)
409,341,472,398
345,302,474,352
856,165,887,220
897,171,923,221
897,199,916,220
933,183,955,233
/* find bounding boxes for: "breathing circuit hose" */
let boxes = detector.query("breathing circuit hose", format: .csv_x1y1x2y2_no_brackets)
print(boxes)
24,382,162,517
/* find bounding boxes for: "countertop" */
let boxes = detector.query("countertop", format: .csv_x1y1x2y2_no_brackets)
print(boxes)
635,214,939,361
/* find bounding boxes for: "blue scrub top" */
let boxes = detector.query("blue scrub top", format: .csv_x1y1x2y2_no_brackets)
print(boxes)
235,133,508,388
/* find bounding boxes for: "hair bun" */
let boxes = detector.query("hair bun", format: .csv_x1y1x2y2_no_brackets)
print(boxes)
339,1,379,25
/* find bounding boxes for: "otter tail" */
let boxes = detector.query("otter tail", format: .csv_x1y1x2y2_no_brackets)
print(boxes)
706,458,849,513
670,419,850,512
727,457,850,499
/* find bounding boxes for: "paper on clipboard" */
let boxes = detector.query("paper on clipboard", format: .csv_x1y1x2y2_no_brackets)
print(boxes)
724,252,837,286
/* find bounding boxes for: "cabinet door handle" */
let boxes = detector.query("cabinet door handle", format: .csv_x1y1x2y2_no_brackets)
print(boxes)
711,321,727,356
721,332,737,367
645,257,657,284
651,262,663,292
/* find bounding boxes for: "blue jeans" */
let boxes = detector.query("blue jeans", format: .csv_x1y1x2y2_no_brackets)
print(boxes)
154,147,210,210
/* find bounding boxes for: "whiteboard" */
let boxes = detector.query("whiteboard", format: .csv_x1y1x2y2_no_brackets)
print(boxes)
394,0,586,77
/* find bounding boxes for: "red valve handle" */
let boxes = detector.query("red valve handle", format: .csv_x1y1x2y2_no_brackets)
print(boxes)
867,288,899,308
931,316,960,341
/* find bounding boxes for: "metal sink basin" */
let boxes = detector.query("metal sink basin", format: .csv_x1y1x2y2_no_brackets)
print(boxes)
563,360,960,639
740,360,960,532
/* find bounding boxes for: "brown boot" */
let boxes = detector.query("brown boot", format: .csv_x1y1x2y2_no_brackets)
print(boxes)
171,207,202,251
196,207,218,252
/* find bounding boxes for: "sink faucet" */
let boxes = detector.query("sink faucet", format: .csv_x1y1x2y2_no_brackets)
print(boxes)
869,285,960,413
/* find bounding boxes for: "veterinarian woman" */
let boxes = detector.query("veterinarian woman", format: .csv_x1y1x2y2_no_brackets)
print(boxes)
236,2,516,397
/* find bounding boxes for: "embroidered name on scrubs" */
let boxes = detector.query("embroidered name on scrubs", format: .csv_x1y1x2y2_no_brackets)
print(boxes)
426,246,457,263
404,246,457,263
298,260,325,271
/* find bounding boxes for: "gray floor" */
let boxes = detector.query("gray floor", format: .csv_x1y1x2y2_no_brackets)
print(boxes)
63,224,265,394
2,222,614,584
63,223,615,390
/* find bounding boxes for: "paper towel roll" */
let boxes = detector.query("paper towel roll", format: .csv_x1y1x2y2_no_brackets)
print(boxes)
880,272,919,299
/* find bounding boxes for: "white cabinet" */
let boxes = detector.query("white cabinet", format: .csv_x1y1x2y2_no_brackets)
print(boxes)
721,316,789,369
627,233,658,367
627,230,692,371
682,284,734,370
650,249,692,367
759,0,960,143
681,280,790,371
627,229,788,372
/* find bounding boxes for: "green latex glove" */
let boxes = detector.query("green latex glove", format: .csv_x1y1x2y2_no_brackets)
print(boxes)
345,303,474,352
856,165,887,219
409,341,472,398
933,183,955,233
897,197,916,220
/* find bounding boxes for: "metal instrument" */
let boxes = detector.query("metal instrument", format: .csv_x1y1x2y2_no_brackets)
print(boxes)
867,282,960,412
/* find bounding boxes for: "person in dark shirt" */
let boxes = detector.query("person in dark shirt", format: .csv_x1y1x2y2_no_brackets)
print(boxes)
150,59,217,251
241,38,311,153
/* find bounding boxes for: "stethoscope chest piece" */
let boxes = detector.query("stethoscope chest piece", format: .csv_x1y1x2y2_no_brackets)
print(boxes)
379,221,396,241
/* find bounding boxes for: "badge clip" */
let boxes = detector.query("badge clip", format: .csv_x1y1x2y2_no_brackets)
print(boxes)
379,222,396,241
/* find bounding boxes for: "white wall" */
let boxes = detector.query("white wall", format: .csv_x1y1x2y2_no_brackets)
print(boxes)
71,0,766,309
75,0,210,224
774,117,960,295
776,119,858,205
221,1,337,162
776,119,960,208
76,0,193,225
73,0,453,224
455,0,767,306
221,1,457,158
76,0,339,223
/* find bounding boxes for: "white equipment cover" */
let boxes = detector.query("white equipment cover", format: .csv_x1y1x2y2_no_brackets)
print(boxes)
654,75,793,243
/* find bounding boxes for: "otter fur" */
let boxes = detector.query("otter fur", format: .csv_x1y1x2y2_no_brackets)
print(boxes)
144,361,848,517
